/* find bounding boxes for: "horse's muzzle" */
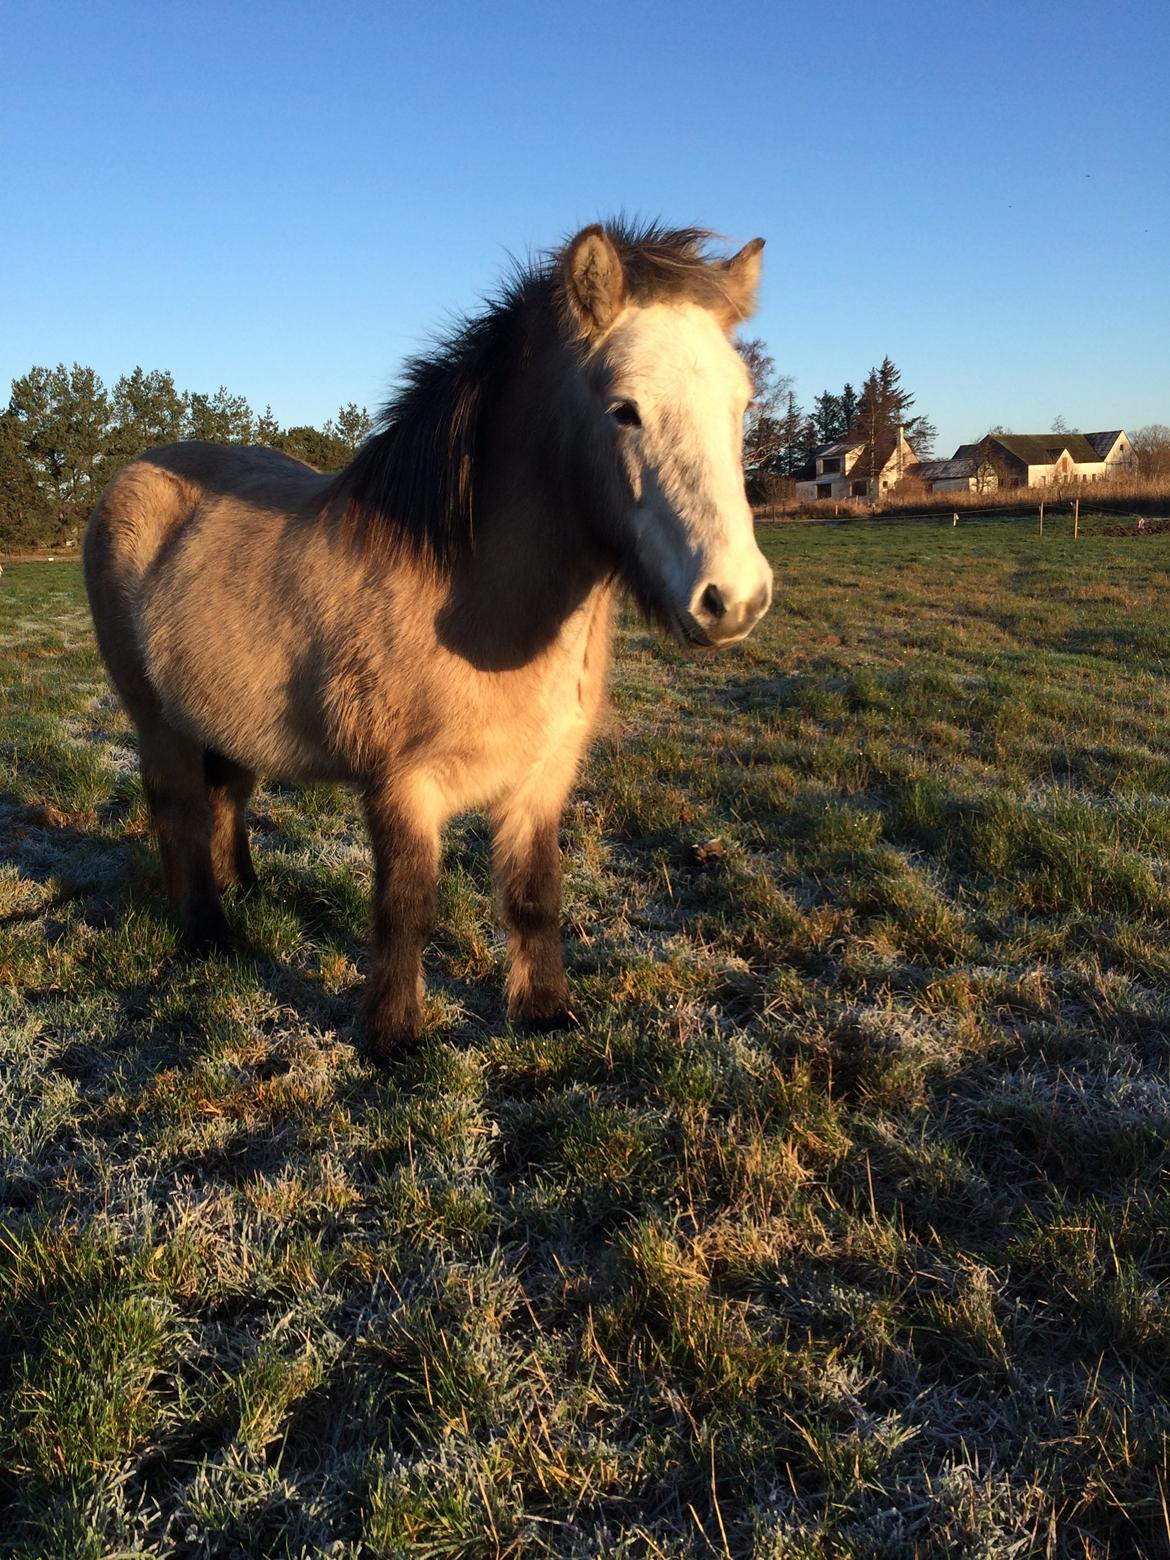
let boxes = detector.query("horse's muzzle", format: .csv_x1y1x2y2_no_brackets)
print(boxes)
689,573,772,646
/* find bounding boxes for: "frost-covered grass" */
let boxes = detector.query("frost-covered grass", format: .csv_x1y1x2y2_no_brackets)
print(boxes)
1,524,1169,1557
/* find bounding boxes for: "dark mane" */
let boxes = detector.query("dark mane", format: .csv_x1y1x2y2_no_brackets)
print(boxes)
326,221,732,566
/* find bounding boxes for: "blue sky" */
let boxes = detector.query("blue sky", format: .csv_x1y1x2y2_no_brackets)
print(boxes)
2,0,1167,457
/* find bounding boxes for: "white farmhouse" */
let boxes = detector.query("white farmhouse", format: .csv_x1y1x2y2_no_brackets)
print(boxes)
916,431,1134,494
794,426,920,502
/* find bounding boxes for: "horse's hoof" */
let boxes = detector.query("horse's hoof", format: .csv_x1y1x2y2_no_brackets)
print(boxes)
510,1000,578,1034
359,1000,424,1067
187,918,234,955
358,1028,424,1069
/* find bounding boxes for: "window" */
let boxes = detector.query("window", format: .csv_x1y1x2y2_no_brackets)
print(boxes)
822,457,842,474
817,483,832,499
851,481,868,497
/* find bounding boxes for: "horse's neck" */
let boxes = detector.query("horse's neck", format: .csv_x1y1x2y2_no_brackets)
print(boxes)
436,366,613,673
437,493,610,673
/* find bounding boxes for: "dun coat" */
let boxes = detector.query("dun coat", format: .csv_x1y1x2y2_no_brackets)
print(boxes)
84,222,771,1061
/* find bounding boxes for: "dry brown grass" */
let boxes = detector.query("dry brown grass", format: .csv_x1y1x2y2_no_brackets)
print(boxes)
757,471,1170,524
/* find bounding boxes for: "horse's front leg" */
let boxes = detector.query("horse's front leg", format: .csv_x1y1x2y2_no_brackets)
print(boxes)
492,804,571,1029
361,779,439,1064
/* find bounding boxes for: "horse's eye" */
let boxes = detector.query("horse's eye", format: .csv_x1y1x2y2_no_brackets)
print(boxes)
609,401,641,428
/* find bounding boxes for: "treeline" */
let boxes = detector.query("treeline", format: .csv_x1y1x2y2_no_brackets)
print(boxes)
0,363,373,547
739,346,937,498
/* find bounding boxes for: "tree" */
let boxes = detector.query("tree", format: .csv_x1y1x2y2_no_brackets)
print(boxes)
776,390,810,476
971,446,1005,494
277,424,350,471
109,367,187,464
1130,424,1170,479
187,386,253,444
839,382,858,432
811,390,845,445
1,360,378,546
736,336,793,479
330,402,373,454
7,363,113,536
849,356,936,458
0,406,47,545
255,405,282,447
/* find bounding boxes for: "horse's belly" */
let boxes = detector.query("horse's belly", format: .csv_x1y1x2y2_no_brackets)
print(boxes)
141,611,349,783
153,669,346,781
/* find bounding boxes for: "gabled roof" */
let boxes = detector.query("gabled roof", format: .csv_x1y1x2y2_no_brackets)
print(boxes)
917,457,975,482
984,433,1104,466
794,428,918,485
791,435,865,484
844,432,903,481
1084,430,1124,457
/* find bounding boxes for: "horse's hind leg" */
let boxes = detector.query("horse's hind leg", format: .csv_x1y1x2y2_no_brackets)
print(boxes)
84,532,231,951
205,749,258,894
139,725,231,951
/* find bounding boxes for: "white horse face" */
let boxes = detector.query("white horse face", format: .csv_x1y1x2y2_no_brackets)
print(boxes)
596,300,771,646
563,226,772,648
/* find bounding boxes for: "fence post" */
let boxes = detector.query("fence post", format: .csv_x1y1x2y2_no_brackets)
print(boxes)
952,511,958,527
1073,497,1080,539
1039,500,1044,537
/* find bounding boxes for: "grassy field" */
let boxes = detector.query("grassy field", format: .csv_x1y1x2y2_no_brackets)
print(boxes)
1,517,1169,1558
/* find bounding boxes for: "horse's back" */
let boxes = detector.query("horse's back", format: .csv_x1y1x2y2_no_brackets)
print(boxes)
85,442,324,599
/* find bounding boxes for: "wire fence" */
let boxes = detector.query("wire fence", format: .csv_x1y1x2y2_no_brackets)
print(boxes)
756,499,1170,533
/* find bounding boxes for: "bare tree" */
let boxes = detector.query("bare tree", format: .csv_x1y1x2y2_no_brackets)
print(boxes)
1130,424,1170,479
736,337,793,478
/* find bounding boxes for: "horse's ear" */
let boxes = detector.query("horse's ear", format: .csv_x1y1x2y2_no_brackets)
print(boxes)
564,225,626,336
720,237,765,328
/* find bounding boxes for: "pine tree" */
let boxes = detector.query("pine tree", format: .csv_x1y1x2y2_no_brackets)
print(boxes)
0,405,47,544
7,363,113,535
187,386,254,444
849,358,935,457
777,390,808,476
109,368,187,463
331,402,373,454
278,425,351,471
256,405,282,447
839,383,858,432
812,390,845,444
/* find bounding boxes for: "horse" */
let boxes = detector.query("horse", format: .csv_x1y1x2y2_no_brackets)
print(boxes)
83,221,772,1063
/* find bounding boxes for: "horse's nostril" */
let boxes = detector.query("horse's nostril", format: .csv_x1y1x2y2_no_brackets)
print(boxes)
700,583,726,620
